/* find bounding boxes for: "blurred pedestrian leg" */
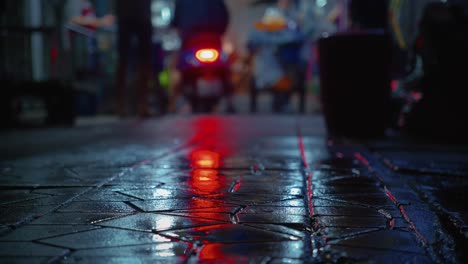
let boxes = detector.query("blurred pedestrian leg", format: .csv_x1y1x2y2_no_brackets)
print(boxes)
116,0,152,117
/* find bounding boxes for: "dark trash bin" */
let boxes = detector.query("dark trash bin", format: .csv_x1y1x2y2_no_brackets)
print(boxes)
318,33,392,138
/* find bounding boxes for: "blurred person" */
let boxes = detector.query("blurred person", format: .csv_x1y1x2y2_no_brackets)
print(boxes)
247,4,305,113
278,0,307,113
115,0,152,117
172,0,229,42
277,0,300,24
70,0,114,71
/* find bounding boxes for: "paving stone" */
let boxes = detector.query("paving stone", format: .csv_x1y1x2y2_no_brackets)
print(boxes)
255,198,304,207
0,242,69,257
329,230,426,254
313,187,382,195
162,212,231,222
98,213,223,232
74,190,140,202
218,193,300,205
0,190,49,205
118,188,194,200
57,201,136,213
171,206,240,214
242,206,306,215
323,195,393,207
130,198,237,212
72,242,189,257
0,205,57,225
381,151,468,177
161,224,297,243
325,227,383,240
31,212,131,225
61,256,184,264
4,195,78,207
198,241,304,261
40,228,170,249
313,197,394,209
0,225,98,241
318,216,387,228
331,245,431,263
238,213,307,225
245,224,305,239
1,116,464,263
314,206,395,217
31,188,88,196
220,156,301,170
236,185,304,196
0,167,103,187
0,257,50,264
312,175,378,187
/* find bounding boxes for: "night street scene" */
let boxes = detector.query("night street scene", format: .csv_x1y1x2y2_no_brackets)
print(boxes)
1,0,468,263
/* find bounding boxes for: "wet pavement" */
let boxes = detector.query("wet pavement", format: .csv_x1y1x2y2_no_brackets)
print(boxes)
0,115,467,263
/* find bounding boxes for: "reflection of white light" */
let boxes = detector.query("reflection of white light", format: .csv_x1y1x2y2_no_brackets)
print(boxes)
154,215,176,230
153,243,177,256
289,200,301,206
155,243,175,251
316,0,327,8
151,233,172,242
152,188,172,198
290,188,301,195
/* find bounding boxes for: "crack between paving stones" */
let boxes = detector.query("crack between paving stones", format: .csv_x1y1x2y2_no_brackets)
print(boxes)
229,205,246,225
123,201,145,213
16,227,104,243
326,227,384,243
408,180,467,264
228,179,241,193
314,196,386,209
116,191,145,201
45,249,73,264
29,239,75,264
297,123,324,261
183,240,202,264
354,150,443,263
244,224,303,240
332,243,430,255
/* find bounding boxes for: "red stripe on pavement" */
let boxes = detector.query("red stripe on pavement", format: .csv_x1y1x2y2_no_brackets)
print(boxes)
355,152,428,247
298,134,318,228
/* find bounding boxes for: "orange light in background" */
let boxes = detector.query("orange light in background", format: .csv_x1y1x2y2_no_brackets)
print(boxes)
191,150,220,169
195,49,219,63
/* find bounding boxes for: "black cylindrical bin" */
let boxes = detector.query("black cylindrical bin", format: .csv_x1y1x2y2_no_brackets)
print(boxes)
318,33,392,138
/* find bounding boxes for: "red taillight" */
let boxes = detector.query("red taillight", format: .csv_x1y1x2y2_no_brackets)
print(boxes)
195,49,219,63
191,150,220,169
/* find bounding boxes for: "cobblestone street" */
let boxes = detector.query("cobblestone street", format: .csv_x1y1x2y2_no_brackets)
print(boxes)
0,115,467,263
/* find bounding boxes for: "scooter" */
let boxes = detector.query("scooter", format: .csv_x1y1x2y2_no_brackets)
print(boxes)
178,33,230,113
